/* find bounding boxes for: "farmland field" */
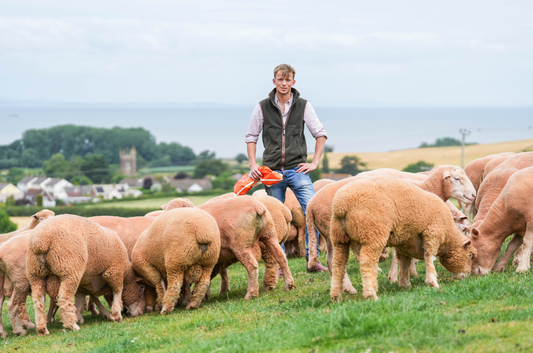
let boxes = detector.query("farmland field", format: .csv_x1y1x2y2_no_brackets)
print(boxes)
85,196,217,209
1,247,532,352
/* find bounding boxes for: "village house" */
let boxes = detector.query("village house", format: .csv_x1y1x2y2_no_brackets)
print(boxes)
169,177,212,193
0,183,24,203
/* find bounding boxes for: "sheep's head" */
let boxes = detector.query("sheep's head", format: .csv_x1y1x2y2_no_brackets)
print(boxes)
32,209,55,222
122,273,147,317
442,166,476,204
469,227,500,276
451,210,471,236
161,198,194,211
439,237,477,279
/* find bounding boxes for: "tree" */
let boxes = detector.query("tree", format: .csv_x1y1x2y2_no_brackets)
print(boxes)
20,148,41,167
0,209,17,233
196,150,216,162
402,161,434,173
5,195,15,207
6,167,25,184
174,172,190,179
70,175,93,185
36,194,43,207
42,153,70,178
211,172,237,190
193,159,229,178
306,159,322,183
419,137,477,148
143,177,153,190
322,154,330,173
235,153,248,164
324,145,334,153
81,154,111,183
336,156,366,175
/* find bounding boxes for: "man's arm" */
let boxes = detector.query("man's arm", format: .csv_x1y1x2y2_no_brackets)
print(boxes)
296,136,326,174
247,142,262,181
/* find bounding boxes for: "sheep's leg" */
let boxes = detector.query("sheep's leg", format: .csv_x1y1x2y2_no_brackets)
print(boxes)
409,258,418,277
397,252,412,288
161,270,184,314
87,297,99,316
359,244,382,301
178,281,192,307
101,268,124,322
73,292,86,324
297,225,307,257
493,234,523,272
187,266,215,310
513,243,524,266
388,248,399,283
330,241,350,302
7,286,28,336
47,298,59,323
261,235,295,291
89,295,112,320
219,267,230,295
423,252,439,288
56,277,82,331
259,241,279,291
516,225,533,273
0,274,8,339
144,285,157,312
18,301,35,329
29,277,49,335
233,249,259,300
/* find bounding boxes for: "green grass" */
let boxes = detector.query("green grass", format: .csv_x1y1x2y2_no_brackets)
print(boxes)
85,196,216,209
2,251,533,352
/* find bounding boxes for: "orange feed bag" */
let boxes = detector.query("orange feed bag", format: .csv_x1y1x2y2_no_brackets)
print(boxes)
234,166,283,196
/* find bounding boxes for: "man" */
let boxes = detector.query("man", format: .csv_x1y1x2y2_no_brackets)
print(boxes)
245,64,328,272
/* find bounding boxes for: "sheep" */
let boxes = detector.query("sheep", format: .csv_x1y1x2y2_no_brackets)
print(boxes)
131,207,220,313
327,177,476,302
26,215,145,335
0,209,55,245
198,196,295,300
252,194,292,287
144,198,195,218
307,165,476,292
470,166,533,275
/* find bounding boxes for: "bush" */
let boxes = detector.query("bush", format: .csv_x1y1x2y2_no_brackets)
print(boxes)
4,206,156,218
0,209,17,233
402,160,434,173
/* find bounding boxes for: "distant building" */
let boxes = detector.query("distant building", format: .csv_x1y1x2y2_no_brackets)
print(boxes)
0,183,23,203
24,189,56,207
89,184,143,200
169,178,212,193
120,146,137,176
119,178,142,188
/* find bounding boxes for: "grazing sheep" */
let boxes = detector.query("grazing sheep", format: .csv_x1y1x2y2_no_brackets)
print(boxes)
26,215,145,335
327,177,476,301
132,207,220,313
0,231,36,337
198,196,295,300
144,198,195,218
307,165,475,292
470,167,533,275
0,209,55,245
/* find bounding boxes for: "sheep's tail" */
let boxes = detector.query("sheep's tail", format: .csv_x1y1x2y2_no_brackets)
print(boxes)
306,203,318,268
30,230,50,255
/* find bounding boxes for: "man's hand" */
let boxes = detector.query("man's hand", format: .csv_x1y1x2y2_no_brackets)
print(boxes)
249,163,262,181
296,162,318,174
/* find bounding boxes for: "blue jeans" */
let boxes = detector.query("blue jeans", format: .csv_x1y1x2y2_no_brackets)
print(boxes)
265,166,319,257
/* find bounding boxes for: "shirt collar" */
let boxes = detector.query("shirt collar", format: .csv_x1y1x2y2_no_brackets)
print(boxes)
275,92,293,106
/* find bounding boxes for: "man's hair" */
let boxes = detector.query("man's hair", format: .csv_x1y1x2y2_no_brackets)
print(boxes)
274,64,295,79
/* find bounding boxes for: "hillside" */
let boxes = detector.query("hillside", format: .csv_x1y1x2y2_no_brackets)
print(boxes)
321,138,533,171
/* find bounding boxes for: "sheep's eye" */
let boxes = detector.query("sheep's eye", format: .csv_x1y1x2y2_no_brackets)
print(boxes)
469,253,473,259
454,177,461,182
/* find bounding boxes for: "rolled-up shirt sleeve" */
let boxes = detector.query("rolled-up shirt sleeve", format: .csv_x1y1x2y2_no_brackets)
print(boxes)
304,102,327,139
245,103,263,144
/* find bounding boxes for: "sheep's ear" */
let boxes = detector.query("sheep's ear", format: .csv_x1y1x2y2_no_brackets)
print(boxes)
471,228,479,237
135,276,145,282
160,203,168,210
463,240,472,249
443,171,451,179
32,215,39,220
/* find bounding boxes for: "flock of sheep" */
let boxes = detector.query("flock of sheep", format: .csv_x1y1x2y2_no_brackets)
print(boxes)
0,151,531,338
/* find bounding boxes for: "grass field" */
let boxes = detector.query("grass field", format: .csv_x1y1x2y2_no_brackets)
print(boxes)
318,138,533,171
84,196,217,209
1,248,532,352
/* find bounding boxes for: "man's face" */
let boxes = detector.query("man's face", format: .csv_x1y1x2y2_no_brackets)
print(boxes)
273,72,295,96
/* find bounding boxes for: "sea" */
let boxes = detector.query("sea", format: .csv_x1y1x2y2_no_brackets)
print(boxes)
1,104,532,158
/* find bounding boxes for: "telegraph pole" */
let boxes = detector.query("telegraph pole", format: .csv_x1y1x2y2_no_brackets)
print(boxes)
459,129,471,168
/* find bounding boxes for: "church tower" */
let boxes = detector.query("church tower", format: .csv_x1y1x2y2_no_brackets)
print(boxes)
119,146,137,176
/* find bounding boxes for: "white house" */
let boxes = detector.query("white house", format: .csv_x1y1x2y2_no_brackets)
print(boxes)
169,178,212,193
42,178,74,198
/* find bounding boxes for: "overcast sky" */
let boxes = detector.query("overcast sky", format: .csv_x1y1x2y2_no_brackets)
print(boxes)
1,0,532,106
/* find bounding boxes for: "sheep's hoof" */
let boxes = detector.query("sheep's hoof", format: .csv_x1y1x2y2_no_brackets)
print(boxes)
426,279,439,288
77,317,85,324
343,285,357,294
516,265,530,273
0,331,7,339
90,307,99,316
23,321,36,329
410,270,419,277
388,275,398,283
145,306,153,313
399,281,411,288
330,292,342,302
186,302,199,310
363,292,378,301
377,266,382,274
64,323,80,331
243,292,258,300
492,264,505,272
13,328,27,336
263,285,275,291
284,282,295,291
37,327,50,336
110,312,122,322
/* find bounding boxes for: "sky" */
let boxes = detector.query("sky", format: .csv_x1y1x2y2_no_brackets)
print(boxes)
1,0,532,107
